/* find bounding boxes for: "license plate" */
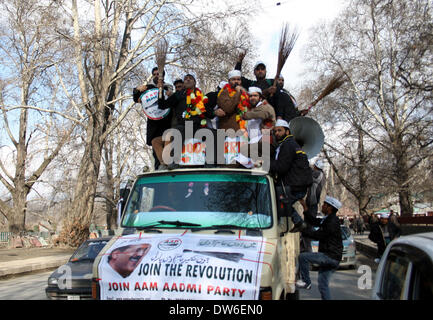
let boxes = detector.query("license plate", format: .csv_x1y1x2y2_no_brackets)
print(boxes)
67,295,80,300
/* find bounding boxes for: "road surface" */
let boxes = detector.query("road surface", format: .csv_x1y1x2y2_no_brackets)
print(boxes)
0,270,52,300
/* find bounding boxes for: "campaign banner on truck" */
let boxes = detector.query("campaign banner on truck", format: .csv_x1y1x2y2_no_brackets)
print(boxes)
180,138,206,166
140,88,170,120
98,233,265,300
179,136,252,167
224,136,252,167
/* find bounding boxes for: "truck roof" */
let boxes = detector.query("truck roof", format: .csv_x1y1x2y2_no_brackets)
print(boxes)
137,166,270,178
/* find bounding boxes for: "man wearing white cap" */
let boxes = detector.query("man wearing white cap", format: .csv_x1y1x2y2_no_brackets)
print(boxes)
243,87,275,143
296,195,344,300
301,159,327,252
270,119,313,232
216,70,248,131
238,87,276,162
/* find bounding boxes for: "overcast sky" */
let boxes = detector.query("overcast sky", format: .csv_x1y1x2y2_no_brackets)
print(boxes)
249,0,347,91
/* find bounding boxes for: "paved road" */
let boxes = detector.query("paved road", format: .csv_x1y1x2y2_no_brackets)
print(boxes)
0,270,51,300
299,253,376,300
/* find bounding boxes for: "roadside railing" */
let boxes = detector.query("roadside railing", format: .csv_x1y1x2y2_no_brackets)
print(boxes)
0,232,13,243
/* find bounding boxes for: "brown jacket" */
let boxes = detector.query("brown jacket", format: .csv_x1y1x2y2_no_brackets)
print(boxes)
216,88,242,131
243,101,276,127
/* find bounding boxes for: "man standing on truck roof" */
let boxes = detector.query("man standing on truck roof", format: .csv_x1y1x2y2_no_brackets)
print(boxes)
157,73,219,168
132,67,173,170
296,196,343,300
269,119,313,233
216,70,250,132
239,86,275,163
275,74,308,122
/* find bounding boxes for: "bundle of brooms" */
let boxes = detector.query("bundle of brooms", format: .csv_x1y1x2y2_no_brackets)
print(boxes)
274,23,299,86
306,74,346,111
155,38,169,98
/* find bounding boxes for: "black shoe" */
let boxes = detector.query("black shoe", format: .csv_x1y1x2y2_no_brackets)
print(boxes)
290,222,307,233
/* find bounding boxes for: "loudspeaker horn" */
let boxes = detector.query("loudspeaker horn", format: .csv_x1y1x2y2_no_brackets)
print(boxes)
288,116,324,159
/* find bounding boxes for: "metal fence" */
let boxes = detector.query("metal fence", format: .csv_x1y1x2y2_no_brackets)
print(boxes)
0,232,13,243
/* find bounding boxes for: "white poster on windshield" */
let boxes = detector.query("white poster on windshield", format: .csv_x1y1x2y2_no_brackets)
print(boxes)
98,233,265,300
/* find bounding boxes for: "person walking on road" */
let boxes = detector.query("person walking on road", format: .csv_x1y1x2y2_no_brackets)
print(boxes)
354,215,365,235
388,210,401,240
368,214,390,263
296,196,343,300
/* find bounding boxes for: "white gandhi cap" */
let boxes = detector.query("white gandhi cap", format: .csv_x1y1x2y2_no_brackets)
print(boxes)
324,196,342,210
228,70,241,79
248,87,262,95
314,159,324,170
275,119,290,129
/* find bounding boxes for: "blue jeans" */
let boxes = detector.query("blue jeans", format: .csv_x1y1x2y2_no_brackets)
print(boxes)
299,252,339,300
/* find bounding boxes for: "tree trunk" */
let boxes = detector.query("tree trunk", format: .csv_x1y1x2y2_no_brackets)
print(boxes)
104,143,117,230
358,194,370,217
399,189,413,217
8,186,28,234
59,121,104,246
8,202,26,234
394,138,413,217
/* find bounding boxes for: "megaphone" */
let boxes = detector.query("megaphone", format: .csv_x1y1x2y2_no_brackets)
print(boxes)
289,117,324,159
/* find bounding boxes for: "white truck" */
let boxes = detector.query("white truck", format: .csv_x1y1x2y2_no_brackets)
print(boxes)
91,167,301,300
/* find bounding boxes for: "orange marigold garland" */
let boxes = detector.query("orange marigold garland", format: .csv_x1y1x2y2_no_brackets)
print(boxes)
218,84,250,131
185,88,208,127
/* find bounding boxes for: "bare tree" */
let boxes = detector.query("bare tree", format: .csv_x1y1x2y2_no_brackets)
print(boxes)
304,0,433,216
0,0,73,233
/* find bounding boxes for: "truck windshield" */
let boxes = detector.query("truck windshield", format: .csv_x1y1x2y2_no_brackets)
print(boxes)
121,172,272,229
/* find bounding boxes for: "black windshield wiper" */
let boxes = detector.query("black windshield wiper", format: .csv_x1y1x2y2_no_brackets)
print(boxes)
211,224,248,229
158,220,202,227
191,224,258,232
136,220,201,230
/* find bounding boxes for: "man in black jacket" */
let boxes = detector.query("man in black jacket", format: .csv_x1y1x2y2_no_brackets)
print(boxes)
157,74,219,167
296,196,343,300
275,75,308,123
132,67,173,170
269,119,313,232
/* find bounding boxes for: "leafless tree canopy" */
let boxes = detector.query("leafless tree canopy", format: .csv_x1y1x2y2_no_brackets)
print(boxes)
304,0,433,216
